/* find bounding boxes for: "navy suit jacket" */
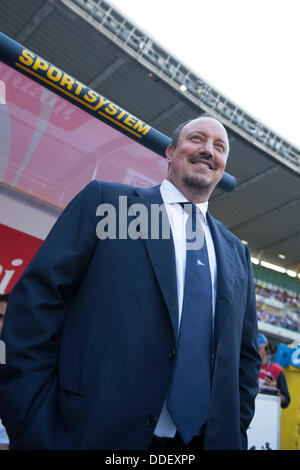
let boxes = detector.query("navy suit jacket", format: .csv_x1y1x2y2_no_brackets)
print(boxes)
0,180,260,450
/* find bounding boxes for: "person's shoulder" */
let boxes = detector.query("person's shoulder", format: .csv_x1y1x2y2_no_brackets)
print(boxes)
208,213,245,248
271,362,283,374
80,179,138,199
83,179,134,192
208,213,251,268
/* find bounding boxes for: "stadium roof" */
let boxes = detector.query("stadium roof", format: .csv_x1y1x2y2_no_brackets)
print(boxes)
0,0,300,275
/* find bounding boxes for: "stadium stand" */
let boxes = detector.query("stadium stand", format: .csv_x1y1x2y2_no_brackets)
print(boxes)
253,264,300,295
253,264,300,333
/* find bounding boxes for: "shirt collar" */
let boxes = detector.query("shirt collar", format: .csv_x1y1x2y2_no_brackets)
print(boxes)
160,179,208,222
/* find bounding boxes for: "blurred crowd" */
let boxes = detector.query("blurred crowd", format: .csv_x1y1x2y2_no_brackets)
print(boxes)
255,284,300,333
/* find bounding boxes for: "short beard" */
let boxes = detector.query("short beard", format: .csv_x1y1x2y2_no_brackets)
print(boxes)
182,174,211,191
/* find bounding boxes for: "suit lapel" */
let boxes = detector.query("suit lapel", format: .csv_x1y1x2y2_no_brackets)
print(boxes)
207,212,236,351
129,185,179,340
125,187,236,347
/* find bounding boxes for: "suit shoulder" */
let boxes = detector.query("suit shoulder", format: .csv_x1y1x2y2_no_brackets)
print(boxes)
227,228,245,249
209,214,249,258
77,180,138,204
217,217,244,246
227,228,250,262
209,215,241,244
89,179,138,196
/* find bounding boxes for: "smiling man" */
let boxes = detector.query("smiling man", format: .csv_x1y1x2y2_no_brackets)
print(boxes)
0,114,260,451
166,116,229,202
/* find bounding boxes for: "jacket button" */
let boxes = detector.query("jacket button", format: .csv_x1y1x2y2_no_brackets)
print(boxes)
169,348,176,360
146,414,157,427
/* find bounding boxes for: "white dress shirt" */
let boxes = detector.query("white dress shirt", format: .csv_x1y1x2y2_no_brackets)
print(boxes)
0,419,9,445
154,178,217,438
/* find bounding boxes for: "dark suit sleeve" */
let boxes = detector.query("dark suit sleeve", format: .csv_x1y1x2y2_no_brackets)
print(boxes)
0,180,101,437
239,245,261,441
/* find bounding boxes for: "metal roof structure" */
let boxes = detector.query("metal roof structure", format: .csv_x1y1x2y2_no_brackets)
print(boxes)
0,0,299,275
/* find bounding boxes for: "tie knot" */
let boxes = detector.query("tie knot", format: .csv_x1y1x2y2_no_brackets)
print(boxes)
179,203,205,249
180,201,197,214
180,203,203,225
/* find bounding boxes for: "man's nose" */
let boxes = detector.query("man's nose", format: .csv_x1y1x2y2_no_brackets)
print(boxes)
200,140,214,157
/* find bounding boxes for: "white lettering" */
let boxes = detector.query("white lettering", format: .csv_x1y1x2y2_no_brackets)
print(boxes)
105,454,140,467
96,204,116,240
0,259,24,294
128,203,148,240
149,454,196,464
0,340,6,364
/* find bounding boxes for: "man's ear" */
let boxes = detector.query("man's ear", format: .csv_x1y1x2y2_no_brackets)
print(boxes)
165,144,174,163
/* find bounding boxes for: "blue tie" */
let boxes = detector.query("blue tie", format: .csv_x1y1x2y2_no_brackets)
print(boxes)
166,203,213,444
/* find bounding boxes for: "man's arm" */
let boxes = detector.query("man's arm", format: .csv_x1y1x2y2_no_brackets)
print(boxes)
239,246,261,441
0,180,100,438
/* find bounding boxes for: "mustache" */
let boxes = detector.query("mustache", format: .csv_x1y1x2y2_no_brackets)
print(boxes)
188,153,214,168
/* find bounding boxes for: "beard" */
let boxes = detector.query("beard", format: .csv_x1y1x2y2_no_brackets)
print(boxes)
182,173,211,191
182,152,216,191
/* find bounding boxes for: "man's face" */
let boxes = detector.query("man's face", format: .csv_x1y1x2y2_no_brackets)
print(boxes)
0,301,7,335
166,117,229,202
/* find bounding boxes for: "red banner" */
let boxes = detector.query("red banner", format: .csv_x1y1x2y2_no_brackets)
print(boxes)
0,223,43,294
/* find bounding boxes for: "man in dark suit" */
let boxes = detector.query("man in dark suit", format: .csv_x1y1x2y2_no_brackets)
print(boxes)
0,116,260,450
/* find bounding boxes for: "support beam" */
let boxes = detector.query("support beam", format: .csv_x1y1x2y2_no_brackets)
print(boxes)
255,229,300,252
88,57,126,89
63,0,300,174
212,166,278,202
150,102,185,127
230,194,300,232
15,3,54,43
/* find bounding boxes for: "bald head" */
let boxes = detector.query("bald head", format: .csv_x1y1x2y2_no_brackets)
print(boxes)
171,116,229,155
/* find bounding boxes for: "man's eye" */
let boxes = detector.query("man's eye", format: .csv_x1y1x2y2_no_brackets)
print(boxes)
215,143,225,151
